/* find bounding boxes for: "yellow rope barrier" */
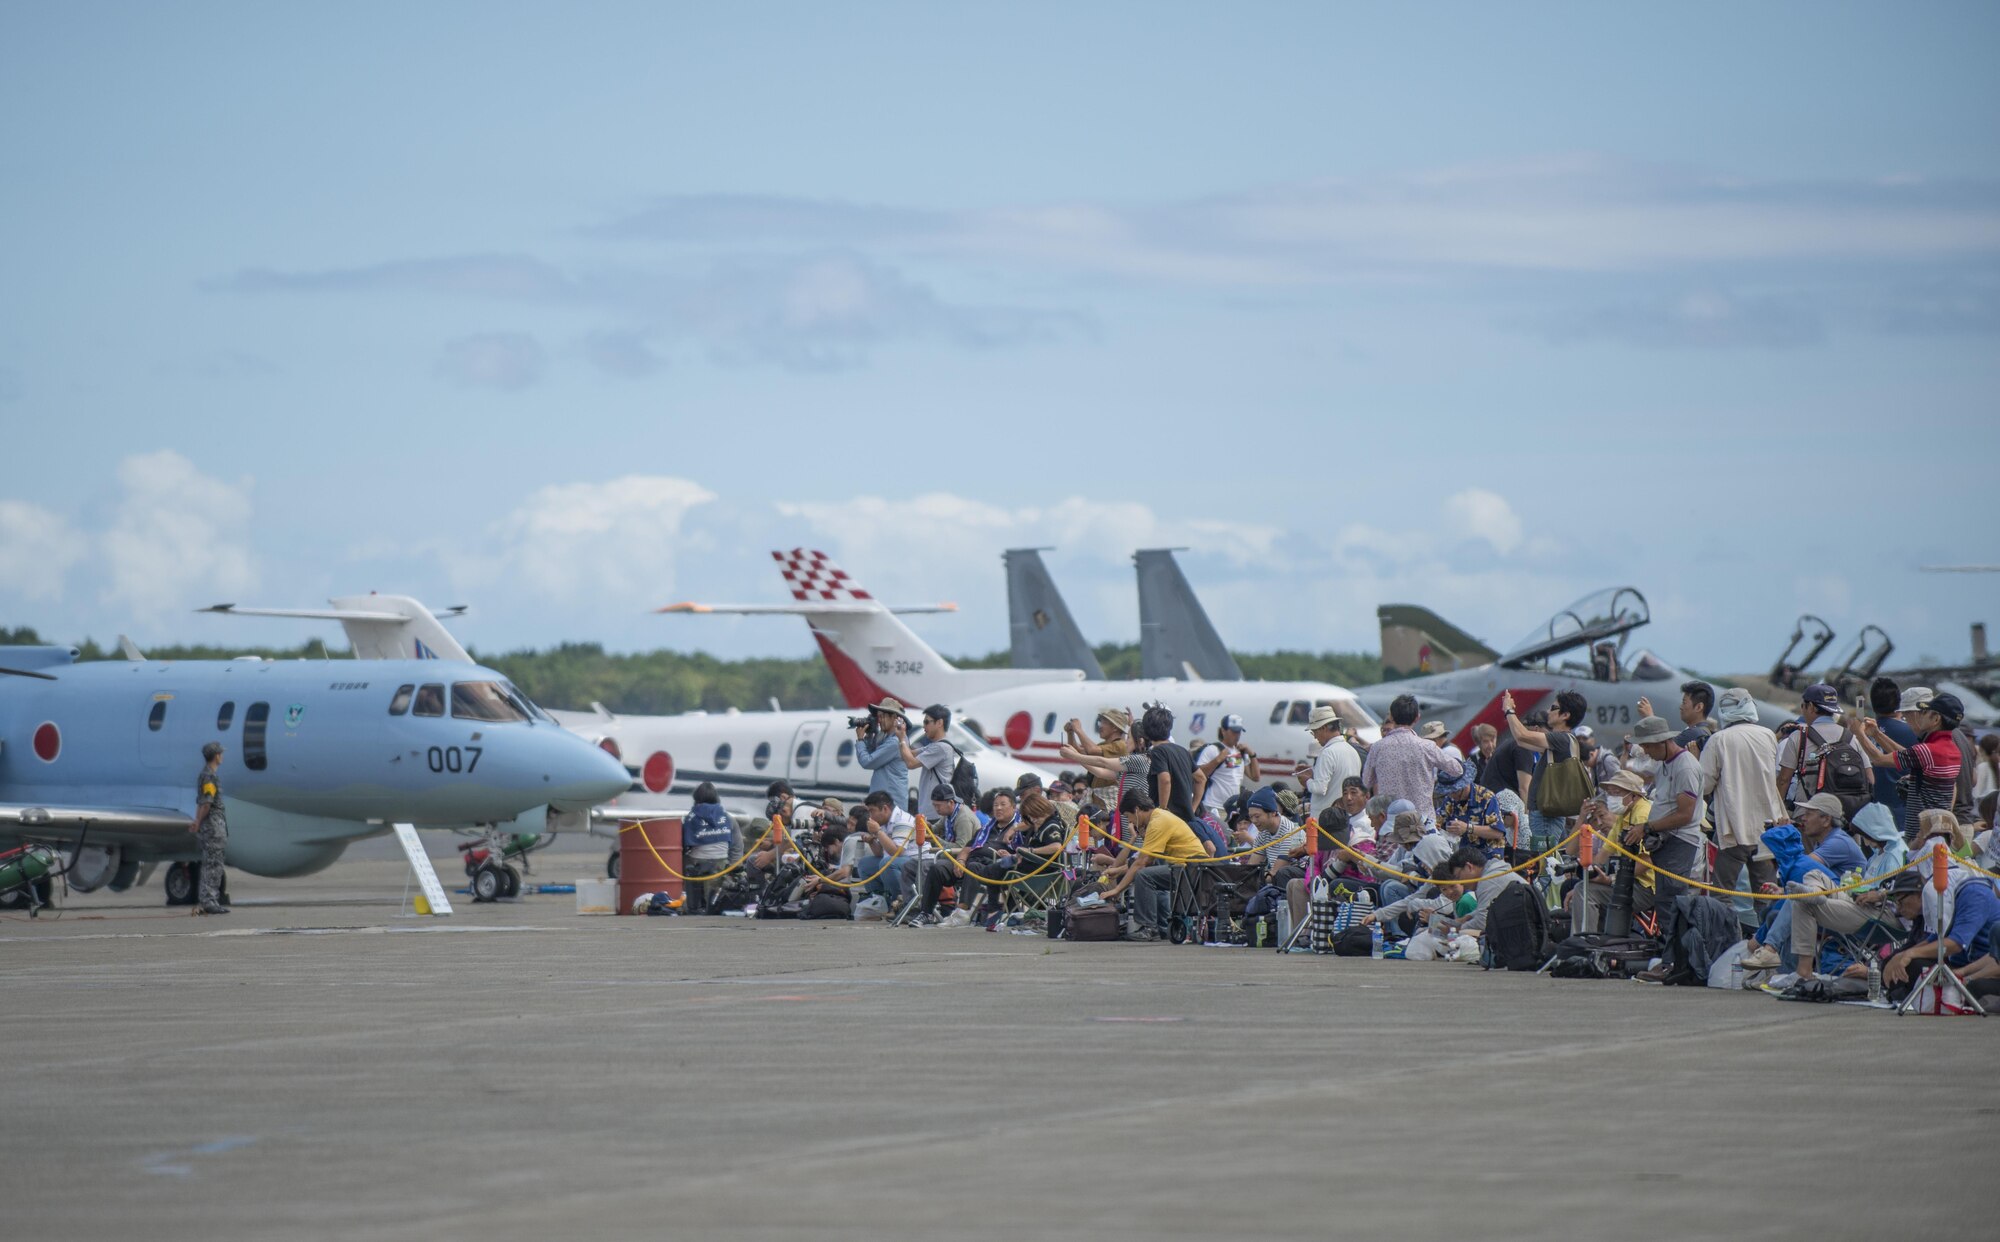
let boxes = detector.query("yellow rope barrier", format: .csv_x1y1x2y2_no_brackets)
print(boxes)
1589,829,1924,898
617,815,777,883
1100,819,1309,865
1319,825,1585,885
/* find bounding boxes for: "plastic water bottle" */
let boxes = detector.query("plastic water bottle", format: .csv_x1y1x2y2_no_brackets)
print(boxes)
1729,956,1745,991
1867,957,1883,1003
1370,924,1384,959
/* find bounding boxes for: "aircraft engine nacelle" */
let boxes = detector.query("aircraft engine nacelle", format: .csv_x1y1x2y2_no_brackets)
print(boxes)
225,834,349,878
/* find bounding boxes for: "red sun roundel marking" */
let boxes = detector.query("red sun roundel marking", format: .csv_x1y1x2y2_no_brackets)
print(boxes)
642,751,674,794
33,722,60,762
598,737,622,761
1004,711,1033,753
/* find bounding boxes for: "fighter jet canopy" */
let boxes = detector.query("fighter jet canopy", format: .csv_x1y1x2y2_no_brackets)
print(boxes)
1498,587,1650,670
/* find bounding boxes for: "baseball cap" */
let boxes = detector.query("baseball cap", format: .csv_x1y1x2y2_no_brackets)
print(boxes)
1219,713,1246,735
1883,870,1924,897
1799,683,1840,713
1907,690,1964,727
1796,792,1846,822
1895,686,1934,713
1385,798,1416,820
1248,787,1280,814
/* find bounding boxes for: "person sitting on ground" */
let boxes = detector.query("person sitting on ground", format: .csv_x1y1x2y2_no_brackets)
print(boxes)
1285,808,1357,934
852,790,918,908
1737,820,1842,976
1363,695,1463,819
1852,691,1965,844
1492,788,1530,865
1567,770,1653,931
1096,789,1208,942
793,825,855,919
1435,768,1504,859
1049,779,1076,806
1377,810,1456,908
1237,787,1299,871
1698,686,1785,911
680,782,735,915
911,787,1033,925
1500,688,1589,856
1752,802,1910,985
1362,844,1525,942
1880,855,2000,992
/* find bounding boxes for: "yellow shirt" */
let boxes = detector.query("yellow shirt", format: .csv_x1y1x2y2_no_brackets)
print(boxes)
1140,809,1208,864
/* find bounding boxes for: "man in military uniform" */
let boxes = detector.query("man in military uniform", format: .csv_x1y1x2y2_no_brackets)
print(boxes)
189,741,230,915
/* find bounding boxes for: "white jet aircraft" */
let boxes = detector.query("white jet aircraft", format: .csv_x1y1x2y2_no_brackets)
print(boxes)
661,549,1381,776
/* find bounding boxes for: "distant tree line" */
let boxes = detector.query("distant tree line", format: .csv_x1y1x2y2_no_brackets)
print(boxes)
2,629,1383,715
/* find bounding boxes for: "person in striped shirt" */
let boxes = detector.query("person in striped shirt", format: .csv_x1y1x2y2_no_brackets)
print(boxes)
1854,691,1965,844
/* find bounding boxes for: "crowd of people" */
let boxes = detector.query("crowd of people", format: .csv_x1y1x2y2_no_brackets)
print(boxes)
670,681,2000,1005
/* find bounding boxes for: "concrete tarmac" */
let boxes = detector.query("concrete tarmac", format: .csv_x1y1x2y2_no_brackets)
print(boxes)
3,857,1994,1241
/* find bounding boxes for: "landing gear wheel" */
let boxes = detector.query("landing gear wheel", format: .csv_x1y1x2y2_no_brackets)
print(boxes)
472,864,504,903
164,862,196,906
500,865,521,898
607,850,620,880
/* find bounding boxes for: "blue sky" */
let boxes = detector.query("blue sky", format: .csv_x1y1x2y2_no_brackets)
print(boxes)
3,1,1996,678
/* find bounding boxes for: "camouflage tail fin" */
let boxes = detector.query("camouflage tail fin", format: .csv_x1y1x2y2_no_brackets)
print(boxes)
1377,604,1498,680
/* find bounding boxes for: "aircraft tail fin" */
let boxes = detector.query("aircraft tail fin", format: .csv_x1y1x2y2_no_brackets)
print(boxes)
200,596,474,662
1376,603,1498,680
1135,549,1241,681
666,549,1084,708
1004,548,1103,679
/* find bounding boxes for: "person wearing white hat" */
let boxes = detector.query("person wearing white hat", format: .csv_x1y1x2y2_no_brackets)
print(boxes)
1293,704,1360,823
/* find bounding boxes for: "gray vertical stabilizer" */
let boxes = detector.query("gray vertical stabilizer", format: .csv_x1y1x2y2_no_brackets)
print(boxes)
1136,549,1242,681
1004,548,1104,679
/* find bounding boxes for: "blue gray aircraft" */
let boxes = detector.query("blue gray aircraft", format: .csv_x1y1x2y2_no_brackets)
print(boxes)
1354,588,1796,750
0,642,630,907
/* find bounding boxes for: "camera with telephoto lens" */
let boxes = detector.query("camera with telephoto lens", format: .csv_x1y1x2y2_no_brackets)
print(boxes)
847,714,874,730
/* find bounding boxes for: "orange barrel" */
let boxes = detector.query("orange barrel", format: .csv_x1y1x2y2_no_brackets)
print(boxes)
618,817,683,914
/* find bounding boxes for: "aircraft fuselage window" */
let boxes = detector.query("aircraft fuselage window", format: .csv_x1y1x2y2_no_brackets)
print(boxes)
1269,702,1287,725
388,685,414,716
714,743,732,770
752,741,771,770
1043,712,1057,735
795,740,814,769
836,740,854,766
412,685,445,717
1287,701,1311,725
243,702,270,771
450,681,530,722
147,700,167,732
216,701,235,731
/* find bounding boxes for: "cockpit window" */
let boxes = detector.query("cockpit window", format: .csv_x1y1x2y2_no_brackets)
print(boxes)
388,685,414,716
1287,701,1312,725
1627,651,1677,682
450,681,531,722
412,684,445,717
500,680,552,723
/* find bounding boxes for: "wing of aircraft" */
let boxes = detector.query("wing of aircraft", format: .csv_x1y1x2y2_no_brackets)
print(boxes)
0,803,193,848
201,596,474,661
1134,548,1242,682
1003,548,1104,679
1377,604,1500,680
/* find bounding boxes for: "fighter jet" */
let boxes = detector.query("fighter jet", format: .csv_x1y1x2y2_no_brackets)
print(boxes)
0,639,630,908
1352,587,1796,749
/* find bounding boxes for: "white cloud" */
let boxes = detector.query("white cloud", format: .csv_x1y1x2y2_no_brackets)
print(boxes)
1444,488,1523,554
473,475,717,602
0,499,88,601
98,450,257,615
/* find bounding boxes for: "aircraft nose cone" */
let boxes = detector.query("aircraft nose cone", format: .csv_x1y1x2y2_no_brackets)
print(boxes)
547,736,634,810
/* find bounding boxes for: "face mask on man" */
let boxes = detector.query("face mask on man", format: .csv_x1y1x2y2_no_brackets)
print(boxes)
1604,795,1627,815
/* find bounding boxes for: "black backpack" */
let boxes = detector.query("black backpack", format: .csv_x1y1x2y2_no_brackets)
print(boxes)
1808,726,1870,818
1480,880,1548,972
948,745,980,807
